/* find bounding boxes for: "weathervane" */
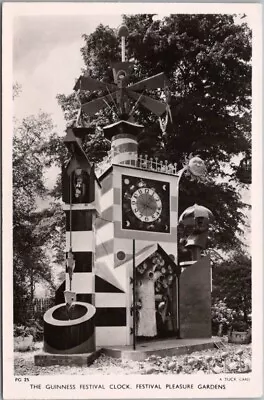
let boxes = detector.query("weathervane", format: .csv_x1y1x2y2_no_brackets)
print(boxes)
73,25,172,131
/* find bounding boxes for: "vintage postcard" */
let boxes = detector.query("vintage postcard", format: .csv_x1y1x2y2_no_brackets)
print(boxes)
2,2,263,399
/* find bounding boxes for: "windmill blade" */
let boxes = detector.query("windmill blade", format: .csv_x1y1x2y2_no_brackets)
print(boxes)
81,91,118,116
73,76,117,92
128,72,167,92
127,89,167,116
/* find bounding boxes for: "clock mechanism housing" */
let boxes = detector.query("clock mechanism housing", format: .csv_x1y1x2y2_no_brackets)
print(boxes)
122,175,170,233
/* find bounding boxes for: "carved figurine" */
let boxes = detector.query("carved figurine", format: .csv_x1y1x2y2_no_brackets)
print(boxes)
179,204,213,260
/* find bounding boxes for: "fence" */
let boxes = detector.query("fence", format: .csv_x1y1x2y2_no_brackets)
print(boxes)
34,298,55,314
96,152,179,177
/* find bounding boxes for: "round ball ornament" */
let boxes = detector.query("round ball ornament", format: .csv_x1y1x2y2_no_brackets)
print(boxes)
188,156,207,178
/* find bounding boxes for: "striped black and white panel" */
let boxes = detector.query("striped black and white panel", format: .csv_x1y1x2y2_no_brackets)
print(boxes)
64,206,96,302
96,171,114,281
95,275,127,346
95,170,128,346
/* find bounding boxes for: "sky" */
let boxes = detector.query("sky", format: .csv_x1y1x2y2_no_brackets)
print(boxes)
12,11,253,133
13,14,125,190
13,15,123,134
13,11,252,132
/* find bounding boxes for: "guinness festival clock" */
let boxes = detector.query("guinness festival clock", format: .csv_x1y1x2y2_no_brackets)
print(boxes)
122,175,170,233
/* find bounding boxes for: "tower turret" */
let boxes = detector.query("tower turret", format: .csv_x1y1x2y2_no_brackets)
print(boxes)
103,120,143,166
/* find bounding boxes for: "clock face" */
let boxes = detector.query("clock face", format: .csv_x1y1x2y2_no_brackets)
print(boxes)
122,175,170,233
131,188,162,222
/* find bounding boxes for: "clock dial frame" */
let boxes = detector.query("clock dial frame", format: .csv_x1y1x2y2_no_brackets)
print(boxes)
131,188,162,222
122,175,170,233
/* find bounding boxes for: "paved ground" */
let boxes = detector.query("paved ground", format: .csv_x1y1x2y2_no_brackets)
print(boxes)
102,337,222,361
14,340,251,375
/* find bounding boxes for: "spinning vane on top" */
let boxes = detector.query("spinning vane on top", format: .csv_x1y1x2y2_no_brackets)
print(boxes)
72,24,172,132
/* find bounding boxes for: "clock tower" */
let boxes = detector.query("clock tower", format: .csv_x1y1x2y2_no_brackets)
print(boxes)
49,25,212,352
95,119,181,346
68,25,182,347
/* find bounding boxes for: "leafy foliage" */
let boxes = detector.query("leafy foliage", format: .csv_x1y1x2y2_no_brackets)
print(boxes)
13,112,63,324
211,299,236,335
57,14,251,251
212,252,251,322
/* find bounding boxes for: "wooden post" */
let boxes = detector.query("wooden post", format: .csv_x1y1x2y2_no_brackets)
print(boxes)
133,239,136,350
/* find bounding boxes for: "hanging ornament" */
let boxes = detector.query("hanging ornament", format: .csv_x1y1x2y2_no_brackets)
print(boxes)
64,290,76,307
66,250,75,291
159,112,169,135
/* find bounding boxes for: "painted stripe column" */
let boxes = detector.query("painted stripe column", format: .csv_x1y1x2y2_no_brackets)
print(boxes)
64,205,96,305
111,133,138,165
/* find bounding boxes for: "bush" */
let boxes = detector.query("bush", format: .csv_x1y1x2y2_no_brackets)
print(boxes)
211,300,235,336
14,322,43,341
14,324,28,338
231,314,249,332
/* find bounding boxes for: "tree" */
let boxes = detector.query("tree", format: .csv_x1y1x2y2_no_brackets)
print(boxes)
13,111,63,323
212,252,251,322
56,14,251,252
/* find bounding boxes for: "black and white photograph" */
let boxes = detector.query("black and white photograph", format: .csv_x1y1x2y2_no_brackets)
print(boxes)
2,2,263,399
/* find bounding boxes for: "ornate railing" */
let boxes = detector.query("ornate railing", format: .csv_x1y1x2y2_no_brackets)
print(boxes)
96,151,178,177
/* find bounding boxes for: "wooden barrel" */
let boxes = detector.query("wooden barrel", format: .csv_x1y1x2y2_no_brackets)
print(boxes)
43,302,96,354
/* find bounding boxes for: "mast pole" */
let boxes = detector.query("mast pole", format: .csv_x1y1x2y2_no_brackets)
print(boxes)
133,239,136,350
121,36,126,62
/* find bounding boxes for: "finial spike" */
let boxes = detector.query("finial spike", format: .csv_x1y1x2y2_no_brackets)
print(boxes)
118,25,129,62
